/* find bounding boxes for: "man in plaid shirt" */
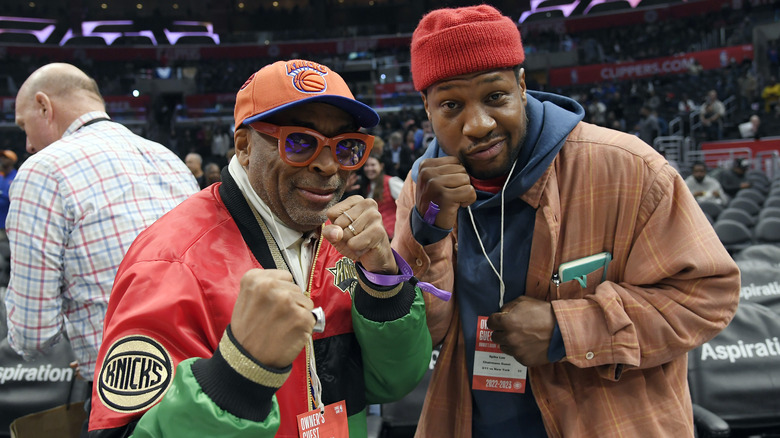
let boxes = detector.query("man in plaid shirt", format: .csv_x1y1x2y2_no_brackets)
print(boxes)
5,63,198,420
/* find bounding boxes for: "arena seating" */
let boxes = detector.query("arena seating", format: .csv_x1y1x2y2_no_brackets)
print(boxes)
733,187,767,206
718,208,756,229
692,169,780,435
714,220,754,255
759,206,780,222
706,170,780,256
690,301,780,437
766,195,780,209
691,248,780,437
754,217,780,245
728,198,762,217
698,200,725,222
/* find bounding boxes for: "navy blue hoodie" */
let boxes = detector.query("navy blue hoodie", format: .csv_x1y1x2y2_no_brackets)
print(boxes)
411,91,584,437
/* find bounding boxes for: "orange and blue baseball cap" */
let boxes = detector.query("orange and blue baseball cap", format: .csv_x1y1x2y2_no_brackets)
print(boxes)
234,59,379,131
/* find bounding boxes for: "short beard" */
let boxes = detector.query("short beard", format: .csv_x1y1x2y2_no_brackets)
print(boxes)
285,197,342,231
261,175,347,233
285,184,346,232
462,130,526,180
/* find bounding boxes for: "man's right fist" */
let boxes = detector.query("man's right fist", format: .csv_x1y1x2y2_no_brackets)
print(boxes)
415,156,477,230
230,269,314,368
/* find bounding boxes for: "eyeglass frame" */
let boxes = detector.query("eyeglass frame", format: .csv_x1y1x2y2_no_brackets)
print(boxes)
246,121,375,171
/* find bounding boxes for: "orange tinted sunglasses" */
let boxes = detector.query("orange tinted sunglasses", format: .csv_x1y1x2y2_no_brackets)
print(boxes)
248,121,374,171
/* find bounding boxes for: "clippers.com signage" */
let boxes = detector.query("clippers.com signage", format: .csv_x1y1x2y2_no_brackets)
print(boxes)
548,45,754,88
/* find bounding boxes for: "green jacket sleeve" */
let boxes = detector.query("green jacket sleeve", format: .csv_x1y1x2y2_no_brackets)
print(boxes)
352,268,432,404
130,359,280,438
130,324,292,438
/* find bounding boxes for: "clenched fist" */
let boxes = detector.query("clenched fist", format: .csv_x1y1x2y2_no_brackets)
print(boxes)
415,156,476,230
487,296,556,367
322,195,398,275
230,269,315,368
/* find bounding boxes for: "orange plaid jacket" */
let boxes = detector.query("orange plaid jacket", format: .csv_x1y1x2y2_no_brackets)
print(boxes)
392,122,740,437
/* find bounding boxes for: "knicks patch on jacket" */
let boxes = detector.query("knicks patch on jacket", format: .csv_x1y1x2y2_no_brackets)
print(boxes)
97,335,173,413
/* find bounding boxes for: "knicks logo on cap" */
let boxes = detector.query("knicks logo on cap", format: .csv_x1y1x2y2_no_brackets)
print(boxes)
286,60,328,93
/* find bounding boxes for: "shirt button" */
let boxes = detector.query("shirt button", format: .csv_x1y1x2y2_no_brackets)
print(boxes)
416,258,423,267
585,352,595,360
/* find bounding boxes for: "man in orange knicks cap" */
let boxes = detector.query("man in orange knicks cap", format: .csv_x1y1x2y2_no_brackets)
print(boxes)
88,59,437,437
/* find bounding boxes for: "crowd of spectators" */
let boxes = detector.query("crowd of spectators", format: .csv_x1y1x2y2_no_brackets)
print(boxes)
552,56,780,154
524,5,757,63
0,0,531,42
1,0,780,178
684,158,780,256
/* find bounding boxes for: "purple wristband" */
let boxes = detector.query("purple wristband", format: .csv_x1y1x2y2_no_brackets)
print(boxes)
422,202,440,225
356,249,452,301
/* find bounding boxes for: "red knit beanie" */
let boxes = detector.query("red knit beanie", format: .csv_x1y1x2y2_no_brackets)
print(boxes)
411,5,525,91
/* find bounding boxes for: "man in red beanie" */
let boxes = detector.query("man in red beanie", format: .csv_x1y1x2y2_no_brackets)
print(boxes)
392,5,740,437
88,59,432,437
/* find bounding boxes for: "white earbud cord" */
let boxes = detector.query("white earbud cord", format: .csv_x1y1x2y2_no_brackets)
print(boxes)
231,157,325,411
266,207,324,411
308,338,324,411
466,157,519,308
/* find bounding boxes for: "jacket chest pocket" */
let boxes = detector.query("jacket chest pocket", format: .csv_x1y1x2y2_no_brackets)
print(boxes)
551,268,606,300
